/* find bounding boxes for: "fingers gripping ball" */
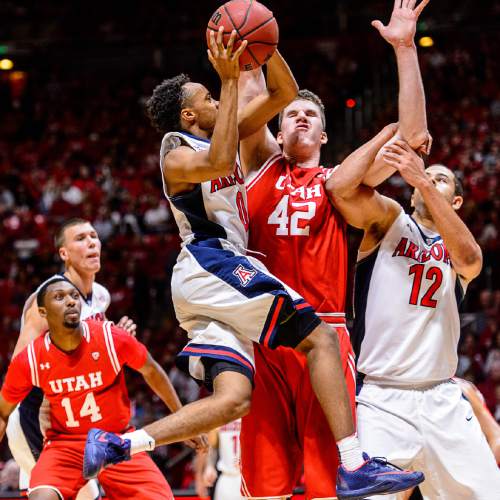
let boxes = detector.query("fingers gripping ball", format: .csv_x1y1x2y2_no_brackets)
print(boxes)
207,0,279,71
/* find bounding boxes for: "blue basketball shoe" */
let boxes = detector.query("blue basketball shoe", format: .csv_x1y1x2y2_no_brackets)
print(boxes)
337,453,424,499
83,428,131,479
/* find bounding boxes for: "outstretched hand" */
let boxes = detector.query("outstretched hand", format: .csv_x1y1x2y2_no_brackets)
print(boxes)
116,316,137,337
372,0,430,48
208,27,248,81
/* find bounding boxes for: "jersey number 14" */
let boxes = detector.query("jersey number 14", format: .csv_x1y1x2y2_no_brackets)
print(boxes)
61,392,103,428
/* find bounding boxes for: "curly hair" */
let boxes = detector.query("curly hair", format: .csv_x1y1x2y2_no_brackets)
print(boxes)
146,74,191,133
278,89,326,130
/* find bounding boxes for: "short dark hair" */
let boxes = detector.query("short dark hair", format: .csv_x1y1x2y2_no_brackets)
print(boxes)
54,218,90,250
146,74,191,133
37,277,68,307
454,175,464,197
278,89,326,130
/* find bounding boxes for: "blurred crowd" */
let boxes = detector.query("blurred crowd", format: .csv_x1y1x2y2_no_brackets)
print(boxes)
0,0,499,491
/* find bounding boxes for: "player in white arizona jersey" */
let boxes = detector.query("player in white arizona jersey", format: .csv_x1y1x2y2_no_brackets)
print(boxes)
84,28,424,499
7,218,136,500
329,139,500,498
195,419,242,500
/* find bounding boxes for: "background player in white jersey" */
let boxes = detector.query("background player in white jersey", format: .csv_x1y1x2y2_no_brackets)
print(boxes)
6,218,136,500
195,419,242,500
84,27,423,498
329,138,500,497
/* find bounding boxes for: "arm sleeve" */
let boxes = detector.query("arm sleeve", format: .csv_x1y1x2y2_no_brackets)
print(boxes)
1,350,34,404
110,326,148,371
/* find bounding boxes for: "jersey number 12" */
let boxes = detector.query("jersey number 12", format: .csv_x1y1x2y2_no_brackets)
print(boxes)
408,264,443,308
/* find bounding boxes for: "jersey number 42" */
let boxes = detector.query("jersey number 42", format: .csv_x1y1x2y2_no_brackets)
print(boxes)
268,195,316,236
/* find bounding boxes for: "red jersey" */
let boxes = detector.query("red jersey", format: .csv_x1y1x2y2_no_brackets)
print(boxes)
247,153,348,319
1,319,147,440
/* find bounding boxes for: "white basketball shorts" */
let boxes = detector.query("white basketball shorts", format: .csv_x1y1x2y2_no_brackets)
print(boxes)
356,380,500,499
172,238,320,386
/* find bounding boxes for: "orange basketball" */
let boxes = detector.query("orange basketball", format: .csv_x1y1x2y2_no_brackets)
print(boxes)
207,0,279,71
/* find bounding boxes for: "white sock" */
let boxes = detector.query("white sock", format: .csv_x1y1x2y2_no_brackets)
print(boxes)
121,429,155,455
337,433,365,470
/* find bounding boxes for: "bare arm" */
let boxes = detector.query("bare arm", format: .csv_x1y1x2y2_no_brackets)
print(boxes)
13,294,48,357
163,29,246,193
383,141,482,281
327,125,402,246
0,395,18,443
238,51,297,174
137,353,183,414
365,0,431,186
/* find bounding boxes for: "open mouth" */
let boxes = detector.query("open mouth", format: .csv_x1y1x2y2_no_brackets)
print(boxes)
295,124,309,131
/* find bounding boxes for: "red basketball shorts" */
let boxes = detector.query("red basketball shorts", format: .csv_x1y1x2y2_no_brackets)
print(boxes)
240,324,356,499
29,438,173,500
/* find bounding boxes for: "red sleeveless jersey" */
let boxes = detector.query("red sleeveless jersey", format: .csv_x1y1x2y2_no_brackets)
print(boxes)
247,153,348,320
1,319,147,440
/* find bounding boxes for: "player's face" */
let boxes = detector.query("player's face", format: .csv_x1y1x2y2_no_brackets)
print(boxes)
182,82,219,134
277,99,327,154
411,165,463,217
59,223,101,274
39,282,82,329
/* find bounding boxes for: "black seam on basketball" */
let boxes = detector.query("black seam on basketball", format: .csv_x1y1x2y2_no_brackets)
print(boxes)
223,4,245,44
239,16,275,39
207,26,233,35
237,0,254,31
245,46,260,67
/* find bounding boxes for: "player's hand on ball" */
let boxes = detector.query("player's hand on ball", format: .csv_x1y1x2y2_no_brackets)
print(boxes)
116,316,137,337
382,140,426,188
207,27,248,80
372,0,431,48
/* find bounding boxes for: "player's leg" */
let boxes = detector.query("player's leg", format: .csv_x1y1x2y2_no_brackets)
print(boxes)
298,325,357,500
99,451,173,500
418,381,500,499
29,489,61,500
83,364,253,479
29,440,87,500
240,345,302,499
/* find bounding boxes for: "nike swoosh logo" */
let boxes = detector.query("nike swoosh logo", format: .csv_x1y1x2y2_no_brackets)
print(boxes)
466,416,473,421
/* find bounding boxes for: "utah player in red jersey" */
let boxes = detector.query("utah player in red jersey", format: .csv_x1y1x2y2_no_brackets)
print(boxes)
238,1,431,498
0,278,202,500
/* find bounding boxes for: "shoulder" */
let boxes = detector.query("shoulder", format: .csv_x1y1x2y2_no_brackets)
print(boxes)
246,152,284,191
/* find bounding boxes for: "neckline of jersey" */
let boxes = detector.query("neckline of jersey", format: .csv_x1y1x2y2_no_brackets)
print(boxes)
59,273,93,304
179,131,211,144
409,215,442,245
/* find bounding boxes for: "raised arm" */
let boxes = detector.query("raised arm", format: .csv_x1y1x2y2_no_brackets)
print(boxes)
383,140,482,281
364,0,431,187
163,29,246,192
327,124,402,245
238,51,298,174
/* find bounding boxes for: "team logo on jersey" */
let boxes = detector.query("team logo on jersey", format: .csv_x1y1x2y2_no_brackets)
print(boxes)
40,362,50,370
92,352,100,361
233,264,257,287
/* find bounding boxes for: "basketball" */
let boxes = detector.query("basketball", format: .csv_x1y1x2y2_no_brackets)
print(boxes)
206,0,279,71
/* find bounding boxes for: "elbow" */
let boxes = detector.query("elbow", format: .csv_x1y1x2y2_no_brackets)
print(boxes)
458,244,483,280
272,81,299,108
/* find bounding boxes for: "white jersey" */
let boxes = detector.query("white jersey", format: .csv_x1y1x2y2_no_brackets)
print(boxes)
353,211,467,386
159,131,248,251
217,419,241,476
21,273,110,328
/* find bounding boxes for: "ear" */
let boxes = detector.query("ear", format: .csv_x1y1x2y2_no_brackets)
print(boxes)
59,247,68,263
320,131,328,145
452,195,463,211
277,131,283,145
38,307,47,319
180,108,195,125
